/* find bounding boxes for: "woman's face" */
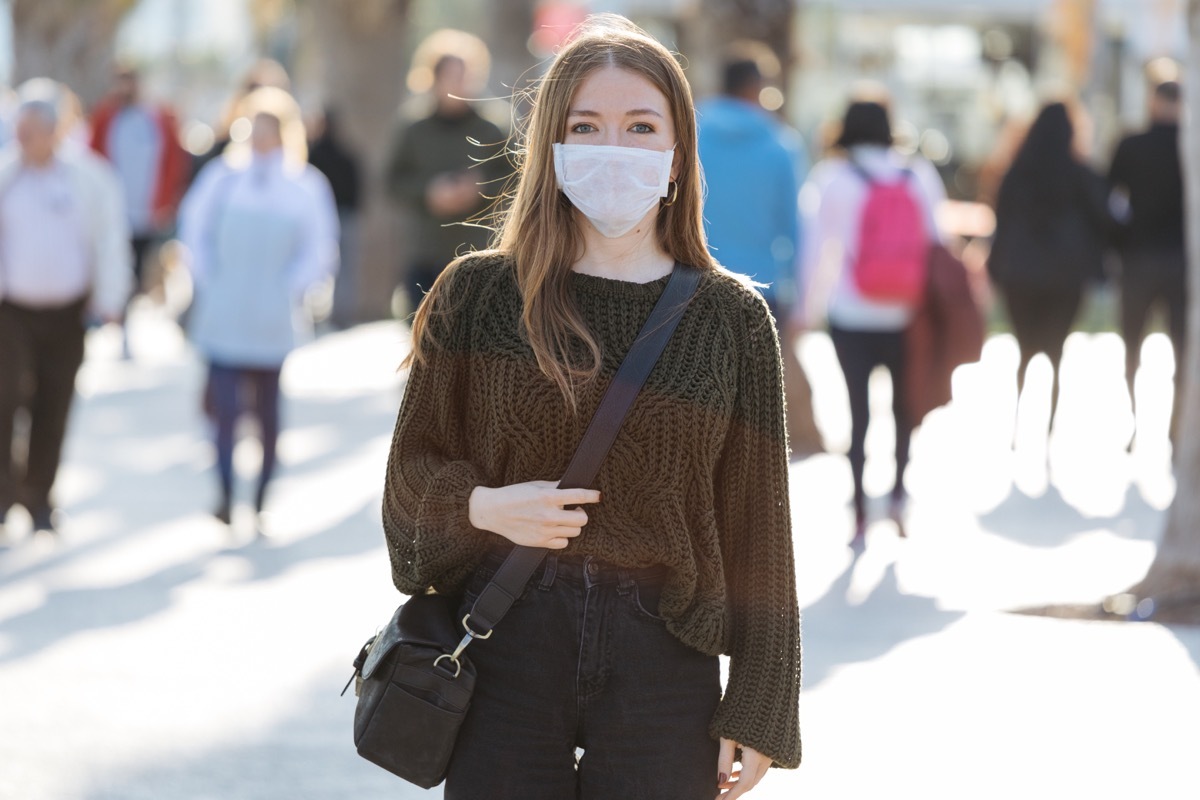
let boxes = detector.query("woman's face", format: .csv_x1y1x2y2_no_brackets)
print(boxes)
563,66,676,165
251,112,283,154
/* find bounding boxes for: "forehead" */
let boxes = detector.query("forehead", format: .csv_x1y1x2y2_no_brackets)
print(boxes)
569,66,670,115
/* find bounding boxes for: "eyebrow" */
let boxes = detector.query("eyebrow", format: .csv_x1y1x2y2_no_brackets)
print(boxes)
568,108,665,118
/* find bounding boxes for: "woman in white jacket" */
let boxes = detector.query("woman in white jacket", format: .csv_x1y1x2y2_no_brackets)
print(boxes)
797,100,945,546
179,86,338,530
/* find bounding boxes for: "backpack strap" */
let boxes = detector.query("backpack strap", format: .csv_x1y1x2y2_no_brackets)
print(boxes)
849,156,914,187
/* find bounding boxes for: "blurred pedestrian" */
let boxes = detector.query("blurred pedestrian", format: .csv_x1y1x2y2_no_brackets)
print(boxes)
190,58,291,182
89,64,189,357
0,79,132,536
383,30,508,317
988,102,1111,447
307,107,362,328
697,45,823,458
179,87,338,531
384,15,799,796
797,100,945,544
1108,79,1186,448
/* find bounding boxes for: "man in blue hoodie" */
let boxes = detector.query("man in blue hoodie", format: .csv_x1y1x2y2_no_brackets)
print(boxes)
698,51,821,456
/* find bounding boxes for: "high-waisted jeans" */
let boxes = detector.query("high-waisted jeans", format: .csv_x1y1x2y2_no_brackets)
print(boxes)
445,548,721,800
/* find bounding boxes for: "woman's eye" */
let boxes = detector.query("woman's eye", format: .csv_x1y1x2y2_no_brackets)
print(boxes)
571,123,597,134
631,123,654,133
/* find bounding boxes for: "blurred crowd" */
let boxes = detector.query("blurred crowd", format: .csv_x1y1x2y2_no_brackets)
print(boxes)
0,25,1188,546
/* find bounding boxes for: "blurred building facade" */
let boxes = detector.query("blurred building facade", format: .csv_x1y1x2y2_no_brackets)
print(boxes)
791,0,1186,200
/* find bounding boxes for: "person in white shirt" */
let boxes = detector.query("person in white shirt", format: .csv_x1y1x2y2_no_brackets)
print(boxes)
796,100,945,546
179,86,338,531
0,79,132,535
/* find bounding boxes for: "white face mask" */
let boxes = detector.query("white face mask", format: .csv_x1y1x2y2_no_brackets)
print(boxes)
552,143,675,238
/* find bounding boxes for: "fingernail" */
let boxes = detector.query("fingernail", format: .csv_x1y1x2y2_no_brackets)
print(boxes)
718,773,728,785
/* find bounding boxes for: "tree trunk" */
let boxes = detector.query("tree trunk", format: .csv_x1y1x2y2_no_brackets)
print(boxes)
305,0,414,321
1131,0,1200,600
487,0,538,98
10,0,135,108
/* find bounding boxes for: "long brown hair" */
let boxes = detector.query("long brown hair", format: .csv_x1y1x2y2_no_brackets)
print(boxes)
406,14,715,409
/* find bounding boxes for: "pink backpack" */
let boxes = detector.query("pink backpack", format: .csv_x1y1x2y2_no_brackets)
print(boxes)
850,165,930,305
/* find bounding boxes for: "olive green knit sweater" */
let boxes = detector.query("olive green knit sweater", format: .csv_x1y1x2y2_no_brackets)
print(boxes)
382,253,801,768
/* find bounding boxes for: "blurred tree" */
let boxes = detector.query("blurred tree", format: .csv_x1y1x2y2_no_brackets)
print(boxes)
303,0,414,321
682,0,795,104
487,0,538,98
1128,0,1200,607
11,0,137,106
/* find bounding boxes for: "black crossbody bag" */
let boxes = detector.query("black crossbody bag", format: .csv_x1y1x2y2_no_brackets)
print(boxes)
345,263,701,789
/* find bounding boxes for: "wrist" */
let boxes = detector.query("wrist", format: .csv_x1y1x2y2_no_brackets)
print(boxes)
467,485,491,531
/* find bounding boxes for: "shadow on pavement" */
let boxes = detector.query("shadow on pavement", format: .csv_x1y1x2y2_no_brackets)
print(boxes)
977,482,1162,548
77,670,439,800
801,554,964,689
0,497,381,667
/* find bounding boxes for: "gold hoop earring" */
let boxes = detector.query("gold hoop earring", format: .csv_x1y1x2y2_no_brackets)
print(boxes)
662,180,679,207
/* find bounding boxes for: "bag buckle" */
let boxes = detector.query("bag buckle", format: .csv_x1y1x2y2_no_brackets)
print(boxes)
432,615,493,680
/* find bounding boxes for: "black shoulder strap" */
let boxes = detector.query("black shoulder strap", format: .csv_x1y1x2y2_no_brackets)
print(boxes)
460,262,701,640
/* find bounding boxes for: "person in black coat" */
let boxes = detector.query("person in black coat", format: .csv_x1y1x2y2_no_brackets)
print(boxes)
1108,80,1186,448
988,102,1112,446
307,107,362,327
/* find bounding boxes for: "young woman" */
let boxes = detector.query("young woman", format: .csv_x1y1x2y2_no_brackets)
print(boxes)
988,101,1111,447
797,100,945,545
179,87,338,529
382,15,800,799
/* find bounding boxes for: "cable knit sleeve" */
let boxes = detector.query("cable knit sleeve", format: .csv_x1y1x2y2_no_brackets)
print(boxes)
709,293,802,768
382,262,491,597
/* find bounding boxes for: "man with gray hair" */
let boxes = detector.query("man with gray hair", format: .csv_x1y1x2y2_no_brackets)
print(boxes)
0,79,131,536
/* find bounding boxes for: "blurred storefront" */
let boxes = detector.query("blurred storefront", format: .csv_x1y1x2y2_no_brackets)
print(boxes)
793,0,1186,200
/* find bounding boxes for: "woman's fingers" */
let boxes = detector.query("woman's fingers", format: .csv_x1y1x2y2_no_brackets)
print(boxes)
717,738,736,793
544,507,590,528
720,744,771,798
553,488,602,506
468,481,602,548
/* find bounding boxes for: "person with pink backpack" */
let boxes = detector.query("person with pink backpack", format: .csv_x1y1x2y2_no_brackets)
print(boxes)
796,100,945,546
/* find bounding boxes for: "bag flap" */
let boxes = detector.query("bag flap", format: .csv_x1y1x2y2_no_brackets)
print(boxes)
361,593,460,679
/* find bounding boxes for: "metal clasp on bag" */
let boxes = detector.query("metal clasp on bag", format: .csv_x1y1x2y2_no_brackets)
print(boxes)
432,614,493,680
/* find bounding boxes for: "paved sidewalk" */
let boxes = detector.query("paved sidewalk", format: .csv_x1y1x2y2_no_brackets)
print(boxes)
0,312,1196,799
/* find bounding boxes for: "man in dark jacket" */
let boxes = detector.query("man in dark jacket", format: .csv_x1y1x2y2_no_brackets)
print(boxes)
384,50,507,316
1108,79,1186,447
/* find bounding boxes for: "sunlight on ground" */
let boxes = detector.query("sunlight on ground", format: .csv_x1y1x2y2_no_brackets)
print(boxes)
0,311,1192,800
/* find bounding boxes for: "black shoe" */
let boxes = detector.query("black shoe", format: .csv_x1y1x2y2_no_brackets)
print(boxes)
888,492,908,539
31,507,57,534
850,511,867,550
213,501,232,525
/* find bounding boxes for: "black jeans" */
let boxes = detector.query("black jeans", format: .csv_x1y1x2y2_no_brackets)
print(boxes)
445,549,721,800
829,324,911,517
1120,251,1187,438
0,298,87,515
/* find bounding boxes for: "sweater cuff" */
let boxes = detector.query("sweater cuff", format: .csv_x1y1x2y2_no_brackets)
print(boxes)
418,460,489,593
710,696,802,769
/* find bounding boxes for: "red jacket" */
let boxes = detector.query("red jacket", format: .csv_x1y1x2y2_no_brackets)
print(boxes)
905,244,985,427
89,98,188,231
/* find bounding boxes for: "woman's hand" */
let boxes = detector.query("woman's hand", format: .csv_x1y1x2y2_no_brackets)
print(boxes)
717,739,771,798
468,481,601,549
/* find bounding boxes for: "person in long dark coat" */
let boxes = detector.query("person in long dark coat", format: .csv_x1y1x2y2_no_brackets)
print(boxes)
987,102,1112,446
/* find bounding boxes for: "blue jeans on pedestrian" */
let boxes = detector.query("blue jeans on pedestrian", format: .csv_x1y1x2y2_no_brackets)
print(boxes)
207,362,282,510
445,547,721,799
